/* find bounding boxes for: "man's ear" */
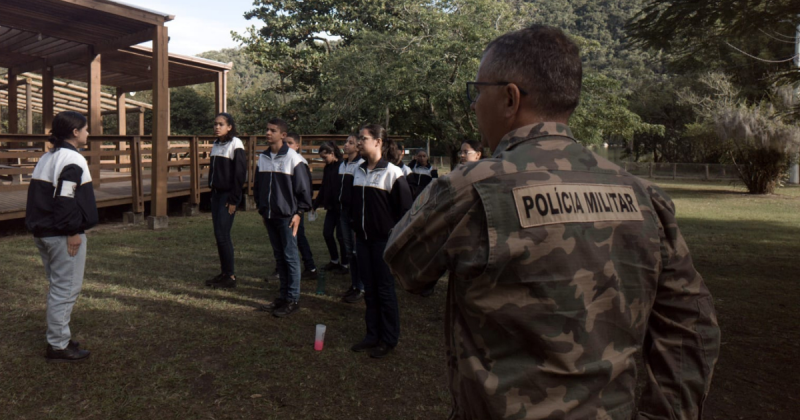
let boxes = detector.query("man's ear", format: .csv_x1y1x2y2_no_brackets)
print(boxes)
503,84,522,118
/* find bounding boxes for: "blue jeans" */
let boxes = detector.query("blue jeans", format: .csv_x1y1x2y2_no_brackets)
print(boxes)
339,215,362,290
356,238,399,347
323,208,347,265
265,217,301,302
211,190,237,276
296,217,316,271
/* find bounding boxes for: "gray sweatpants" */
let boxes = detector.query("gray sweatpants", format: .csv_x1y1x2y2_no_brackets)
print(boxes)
34,234,87,350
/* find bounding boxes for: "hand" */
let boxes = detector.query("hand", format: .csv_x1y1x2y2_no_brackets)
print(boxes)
289,214,301,237
227,203,237,215
67,234,81,257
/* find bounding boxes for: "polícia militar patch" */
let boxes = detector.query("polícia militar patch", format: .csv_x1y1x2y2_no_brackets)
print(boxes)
512,183,643,228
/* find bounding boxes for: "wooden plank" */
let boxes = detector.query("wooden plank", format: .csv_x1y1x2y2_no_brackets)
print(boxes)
116,88,126,135
130,136,144,213
25,78,33,133
190,136,200,205
87,53,102,185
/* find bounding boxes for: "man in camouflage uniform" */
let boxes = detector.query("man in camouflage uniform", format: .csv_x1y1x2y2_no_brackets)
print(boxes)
384,25,720,419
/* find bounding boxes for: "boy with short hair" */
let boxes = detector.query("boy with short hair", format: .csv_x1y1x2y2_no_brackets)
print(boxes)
284,132,318,280
254,118,312,317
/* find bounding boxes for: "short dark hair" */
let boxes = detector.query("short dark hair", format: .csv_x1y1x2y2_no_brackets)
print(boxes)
215,112,237,142
286,132,301,145
483,25,582,117
461,139,482,153
49,111,87,149
268,118,288,134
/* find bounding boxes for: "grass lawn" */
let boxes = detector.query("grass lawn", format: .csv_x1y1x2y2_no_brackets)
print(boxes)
1,180,798,419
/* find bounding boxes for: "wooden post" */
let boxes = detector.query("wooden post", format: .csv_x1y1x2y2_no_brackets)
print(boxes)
116,88,127,135
183,135,201,217
149,24,170,228
244,135,257,211
42,66,54,135
649,163,653,178
673,163,677,180
88,54,102,187
25,78,33,134
126,135,145,222
7,70,18,133
705,164,710,181
215,71,227,114
138,109,145,135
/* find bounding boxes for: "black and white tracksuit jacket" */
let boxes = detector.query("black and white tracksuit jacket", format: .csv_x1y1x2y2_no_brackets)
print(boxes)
407,163,438,198
253,143,312,219
209,136,247,205
25,143,98,237
350,158,412,242
312,159,341,211
338,154,365,215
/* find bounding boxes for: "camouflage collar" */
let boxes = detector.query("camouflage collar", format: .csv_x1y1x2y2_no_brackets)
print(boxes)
492,122,575,157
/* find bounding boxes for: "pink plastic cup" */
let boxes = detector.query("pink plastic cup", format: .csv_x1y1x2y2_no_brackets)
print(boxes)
314,324,326,351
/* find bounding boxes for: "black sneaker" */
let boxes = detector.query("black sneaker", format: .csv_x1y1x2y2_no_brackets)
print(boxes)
272,301,299,318
212,276,236,289
323,261,341,270
205,273,224,287
343,289,365,303
302,269,318,280
335,265,350,275
350,340,379,353
420,283,436,297
256,298,287,312
368,342,393,359
46,344,90,363
341,287,358,298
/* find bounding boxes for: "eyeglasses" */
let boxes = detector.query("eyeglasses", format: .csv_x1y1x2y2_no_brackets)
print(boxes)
458,150,477,157
466,82,528,103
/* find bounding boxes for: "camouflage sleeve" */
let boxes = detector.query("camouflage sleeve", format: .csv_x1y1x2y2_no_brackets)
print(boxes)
384,177,455,293
637,185,721,420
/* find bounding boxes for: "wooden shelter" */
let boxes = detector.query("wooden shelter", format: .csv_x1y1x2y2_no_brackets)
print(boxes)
0,0,231,228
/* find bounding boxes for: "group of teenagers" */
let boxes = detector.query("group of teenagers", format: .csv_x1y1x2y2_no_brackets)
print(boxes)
205,114,485,359
24,109,484,362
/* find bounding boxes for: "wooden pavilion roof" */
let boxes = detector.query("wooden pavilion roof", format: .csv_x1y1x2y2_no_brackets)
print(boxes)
0,0,231,92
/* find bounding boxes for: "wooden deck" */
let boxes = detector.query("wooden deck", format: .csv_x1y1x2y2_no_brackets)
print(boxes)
0,175,211,221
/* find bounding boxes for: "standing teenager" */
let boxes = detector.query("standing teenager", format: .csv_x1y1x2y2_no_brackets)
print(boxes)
284,132,318,279
205,113,246,289
312,141,348,274
349,124,412,358
337,135,366,303
406,149,438,199
26,111,98,362
254,119,312,318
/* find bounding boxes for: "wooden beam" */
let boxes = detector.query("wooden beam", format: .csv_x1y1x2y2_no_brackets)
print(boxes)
8,70,18,133
42,66,54,134
56,0,174,25
118,73,217,93
139,110,144,135
116,88,126,135
150,24,169,217
25,78,33,134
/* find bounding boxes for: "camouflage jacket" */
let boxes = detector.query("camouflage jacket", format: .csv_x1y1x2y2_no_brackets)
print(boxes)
384,123,720,420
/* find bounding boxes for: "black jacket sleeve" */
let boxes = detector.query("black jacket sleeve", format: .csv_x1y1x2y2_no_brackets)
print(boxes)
390,175,413,223
432,168,439,179
294,162,313,213
227,148,247,206
52,164,85,236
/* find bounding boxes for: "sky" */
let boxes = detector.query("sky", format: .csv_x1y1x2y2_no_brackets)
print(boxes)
124,0,258,56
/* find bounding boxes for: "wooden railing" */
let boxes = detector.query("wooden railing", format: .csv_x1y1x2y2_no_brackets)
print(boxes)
0,134,359,214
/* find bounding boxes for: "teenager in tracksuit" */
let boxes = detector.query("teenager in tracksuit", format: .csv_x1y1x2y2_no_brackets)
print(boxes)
312,141,348,275
337,135,366,303
254,118,312,318
284,133,318,280
349,124,412,358
394,143,412,177
406,149,438,200
205,113,246,289
26,111,98,362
